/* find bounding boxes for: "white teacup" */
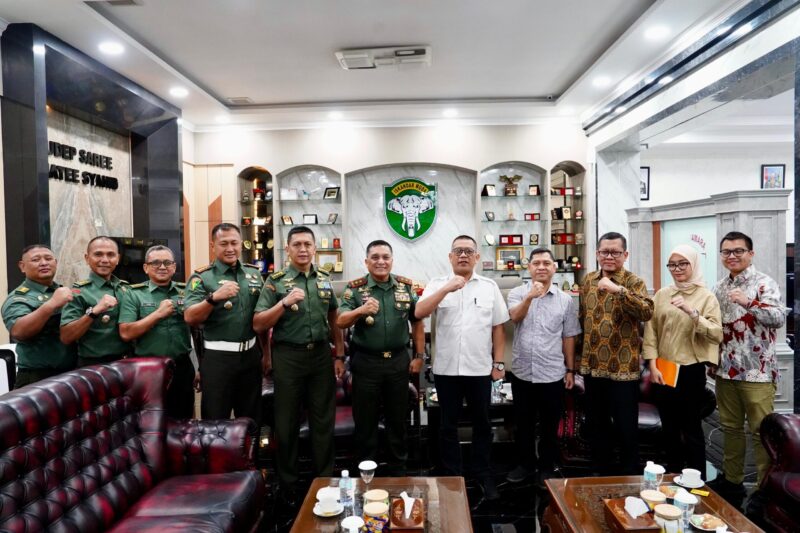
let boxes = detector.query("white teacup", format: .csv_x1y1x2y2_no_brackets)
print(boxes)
318,497,339,514
681,468,702,486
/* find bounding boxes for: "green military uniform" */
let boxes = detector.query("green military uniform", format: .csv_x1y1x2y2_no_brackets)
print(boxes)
255,263,338,489
119,280,195,418
60,272,131,366
2,279,77,388
340,273,420,474
185,259,263,422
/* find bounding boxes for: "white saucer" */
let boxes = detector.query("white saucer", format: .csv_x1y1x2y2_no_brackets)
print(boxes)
674,475,705,489
313,502,344,517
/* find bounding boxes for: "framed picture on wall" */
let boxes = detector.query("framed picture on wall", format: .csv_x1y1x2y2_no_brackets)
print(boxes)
760,164,785,189
303,214,318,225
324,187,340,199
496,246,524,269
315,250,342,272
640,166,650,201
281,215,293,225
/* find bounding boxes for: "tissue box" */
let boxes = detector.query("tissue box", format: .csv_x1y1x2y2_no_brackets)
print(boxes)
603,498,660,533
389,497,425,531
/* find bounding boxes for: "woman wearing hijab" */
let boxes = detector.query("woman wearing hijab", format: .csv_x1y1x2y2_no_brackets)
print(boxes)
643,244,722,477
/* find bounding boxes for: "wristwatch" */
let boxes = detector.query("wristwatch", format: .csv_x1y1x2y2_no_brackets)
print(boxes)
413,353,425,360
333,355,346,362
85,307,98,319
281,299,291,309
565,368,576,374
492,362,505,371
205,293,216,305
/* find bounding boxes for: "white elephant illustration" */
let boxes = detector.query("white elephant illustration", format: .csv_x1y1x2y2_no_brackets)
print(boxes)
387,194,435,238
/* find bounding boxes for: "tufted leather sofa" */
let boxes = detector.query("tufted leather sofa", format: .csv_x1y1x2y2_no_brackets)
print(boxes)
759,413,800,532
0,358,265,532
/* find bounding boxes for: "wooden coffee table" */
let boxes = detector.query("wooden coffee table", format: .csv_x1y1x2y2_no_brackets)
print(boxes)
542,474,763,533
291,476,473,532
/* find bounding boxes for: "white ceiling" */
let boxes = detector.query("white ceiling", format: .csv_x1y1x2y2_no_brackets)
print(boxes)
0,0,744,130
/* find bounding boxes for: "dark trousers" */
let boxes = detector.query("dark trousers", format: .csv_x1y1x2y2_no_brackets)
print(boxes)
351,350,410,475
78,353,126,367
14,367,66,389
433,374,492,479
511,375,564,472
200,345,262,424
653,362,708,476
585,375,640,475
165,354,196,419
272,343,335,488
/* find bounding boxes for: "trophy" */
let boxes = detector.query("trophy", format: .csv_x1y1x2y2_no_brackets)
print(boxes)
498,175,523,196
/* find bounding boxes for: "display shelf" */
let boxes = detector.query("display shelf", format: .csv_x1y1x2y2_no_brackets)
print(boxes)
237,166,275,275
549,162,587,282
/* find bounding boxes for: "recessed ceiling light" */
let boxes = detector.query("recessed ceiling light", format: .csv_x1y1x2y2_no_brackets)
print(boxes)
215,115,230,124
658,76,673,86
328,111,343,120
98,41,124,55
170,87,189,98
614,106,627,114
644,25,670,41
442,108,458,118
592,76,611,88
32,44,45,55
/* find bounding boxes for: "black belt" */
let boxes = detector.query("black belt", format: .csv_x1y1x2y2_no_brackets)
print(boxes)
275,341,327,351
353,345,408,359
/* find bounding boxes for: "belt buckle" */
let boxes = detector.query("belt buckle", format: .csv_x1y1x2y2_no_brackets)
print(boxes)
382,351,392,359
239,341,245,351
307,343,314,350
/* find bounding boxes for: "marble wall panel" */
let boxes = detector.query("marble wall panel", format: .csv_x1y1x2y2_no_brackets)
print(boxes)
596,149,641,250
344,164,476,282
47,110,132,286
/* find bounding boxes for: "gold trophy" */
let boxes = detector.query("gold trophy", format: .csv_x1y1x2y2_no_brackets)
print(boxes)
498,174,523,196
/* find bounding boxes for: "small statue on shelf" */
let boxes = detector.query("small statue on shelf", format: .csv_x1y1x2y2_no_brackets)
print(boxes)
241,189,250,202
499,174,523,196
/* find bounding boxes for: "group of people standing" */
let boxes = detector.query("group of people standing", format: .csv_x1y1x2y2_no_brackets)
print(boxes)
1,224,785,508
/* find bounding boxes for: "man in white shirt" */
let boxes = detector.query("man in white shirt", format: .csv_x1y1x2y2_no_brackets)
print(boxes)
416,235,509,500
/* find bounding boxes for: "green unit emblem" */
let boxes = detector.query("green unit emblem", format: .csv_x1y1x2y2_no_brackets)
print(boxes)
384,177,437,241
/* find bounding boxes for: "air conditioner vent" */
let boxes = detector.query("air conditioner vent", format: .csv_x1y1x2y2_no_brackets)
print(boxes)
335,46,431,70
227,97,254,105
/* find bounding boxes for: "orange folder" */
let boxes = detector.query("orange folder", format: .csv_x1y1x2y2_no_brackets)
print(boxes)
655,358,680,388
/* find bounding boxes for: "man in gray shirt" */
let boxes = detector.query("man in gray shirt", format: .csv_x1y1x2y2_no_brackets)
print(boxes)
505,247,581,487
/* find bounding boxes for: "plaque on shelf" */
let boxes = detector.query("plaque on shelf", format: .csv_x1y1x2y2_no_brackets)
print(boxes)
241,217,252,226
575,210,583,219
575,233,585,245
253,217,267,226
303,214,318,224
281,215,293,225
562,207,572,219
575,186,582,196
241,190,251,202
496,246,524,269
265,190,273,200
521,256,529,267
571,282,580,291
268,263,275,273
253,188,265,201
562,280,571,291
565,187,575,196
281,188,298,200
243,240,253,250
530,234,539,245
267,239,274,249
481,184,497,197
482,261,494,271
551,208,562,220
485,211,495,221
334,261,344,273
320,238,329,248
265,215,273,225
324,186,340,199
499,175,522,196
499,234,523,245
506,208,516,220
528,184,540,196
524,213,541,221
484,234,496,245
333,238,341,249
552,233,576,245
327,213,338,224
256,242,264,250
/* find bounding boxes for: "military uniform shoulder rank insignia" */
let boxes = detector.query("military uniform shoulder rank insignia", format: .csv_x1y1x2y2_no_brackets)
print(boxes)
317,269,330,277
175,282,186,288
129,282,147,289
119,280,130,285
15,287,30,294
74,279,91,287
347,277,368,289
270,271,285,280
194,264,213,273
395,275,413,286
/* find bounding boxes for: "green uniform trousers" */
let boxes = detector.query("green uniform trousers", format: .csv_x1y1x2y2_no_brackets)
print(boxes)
272,342,335,488
163,353,196,419
716,377,776,484
351,349,410,475
200,345,262,424
14,367,64,389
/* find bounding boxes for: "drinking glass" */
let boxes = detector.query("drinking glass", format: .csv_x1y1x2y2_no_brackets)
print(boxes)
359,460,377,488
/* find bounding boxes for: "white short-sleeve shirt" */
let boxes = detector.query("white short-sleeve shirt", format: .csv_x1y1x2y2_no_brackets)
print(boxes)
420,272,509,376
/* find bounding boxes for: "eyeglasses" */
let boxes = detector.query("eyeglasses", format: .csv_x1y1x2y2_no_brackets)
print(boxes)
597,250,625,258
720,248,749,258
147,260,176,268
666,261,691,271
451,248,476,257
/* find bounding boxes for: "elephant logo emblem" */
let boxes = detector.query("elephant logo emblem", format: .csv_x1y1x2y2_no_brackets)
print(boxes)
384,178,437,241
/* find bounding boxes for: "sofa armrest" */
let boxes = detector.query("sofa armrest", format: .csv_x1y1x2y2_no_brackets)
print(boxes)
166,417,257,476
761,413,800,473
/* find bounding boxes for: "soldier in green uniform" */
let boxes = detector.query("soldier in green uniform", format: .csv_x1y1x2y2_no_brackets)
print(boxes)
119,245,196,418
337,240,425,475
60,236,131,366
1,244,77,387
253,225,345,502
184,223,265,423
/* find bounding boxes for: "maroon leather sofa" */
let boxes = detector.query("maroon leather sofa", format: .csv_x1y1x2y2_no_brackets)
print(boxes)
0,358,265,532
760,412,800,532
